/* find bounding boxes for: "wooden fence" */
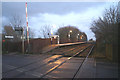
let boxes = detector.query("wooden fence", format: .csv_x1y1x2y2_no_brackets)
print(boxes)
2,38,57,53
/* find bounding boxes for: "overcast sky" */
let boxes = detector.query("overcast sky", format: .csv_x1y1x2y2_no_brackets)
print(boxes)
2,2,117,40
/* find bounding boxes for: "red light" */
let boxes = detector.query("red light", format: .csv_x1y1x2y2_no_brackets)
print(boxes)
2,40,5,42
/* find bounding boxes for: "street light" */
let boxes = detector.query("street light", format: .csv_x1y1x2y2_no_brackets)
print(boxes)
77,34,79,41
68,30,72,42
57,35,59,44
50,24,56,44
50,29,53,44
70,30,72,33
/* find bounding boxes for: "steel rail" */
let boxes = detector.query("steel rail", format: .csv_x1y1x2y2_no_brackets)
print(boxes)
39,45,92,78
3,44,86,74
4,44,88,77
72,45,95,80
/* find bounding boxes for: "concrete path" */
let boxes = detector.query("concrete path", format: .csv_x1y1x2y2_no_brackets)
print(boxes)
42,42,85,53
95,58,118,78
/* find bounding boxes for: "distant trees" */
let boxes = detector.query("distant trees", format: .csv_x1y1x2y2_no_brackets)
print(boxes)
38,25,51,38
81,32,87,42
90,4,119,44
29,28,35,39
56,26,87,43
10,15,25,28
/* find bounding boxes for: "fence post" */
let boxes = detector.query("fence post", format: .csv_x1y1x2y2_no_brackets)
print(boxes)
106,44,113,61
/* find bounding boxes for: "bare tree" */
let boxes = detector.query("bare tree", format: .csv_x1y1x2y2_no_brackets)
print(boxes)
90,4,119,62
29,28,35,39
9,14,35,40
38,25,51,38
90,4,119,44
6,14,26,41
10,14,25,28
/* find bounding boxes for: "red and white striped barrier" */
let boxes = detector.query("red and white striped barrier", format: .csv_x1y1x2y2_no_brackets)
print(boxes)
26,2,29,44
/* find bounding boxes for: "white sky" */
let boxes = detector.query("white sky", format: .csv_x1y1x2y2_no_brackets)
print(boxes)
2,2,118,40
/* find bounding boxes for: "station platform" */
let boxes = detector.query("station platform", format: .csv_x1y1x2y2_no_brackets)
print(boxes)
42,42,85,53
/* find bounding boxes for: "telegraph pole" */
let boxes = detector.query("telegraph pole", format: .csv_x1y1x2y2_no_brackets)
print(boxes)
22,28,24,53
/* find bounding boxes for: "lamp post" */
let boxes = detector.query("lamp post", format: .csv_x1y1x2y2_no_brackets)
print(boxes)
50,24,56,44
77,34,79,42
57,35,59,44
68,30,72,42
50,29,53,44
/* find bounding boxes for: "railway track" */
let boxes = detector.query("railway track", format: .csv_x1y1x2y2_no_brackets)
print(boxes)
3,44,87,73
2,43,95,78
40,44,94,78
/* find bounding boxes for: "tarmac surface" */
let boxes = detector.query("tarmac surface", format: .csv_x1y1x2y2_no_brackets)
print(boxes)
2,42,118,79
2,53,118,78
